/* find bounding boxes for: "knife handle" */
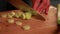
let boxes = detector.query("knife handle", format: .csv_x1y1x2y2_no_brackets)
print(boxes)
22,0,32,7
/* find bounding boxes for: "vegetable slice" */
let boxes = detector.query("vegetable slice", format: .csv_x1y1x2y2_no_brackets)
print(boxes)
23,25,30,30
10,12,15,16
15,12,23,18
8,14,13,18
7,18,14,24
21,13,26,19
15,21,22,26
25,12,32,19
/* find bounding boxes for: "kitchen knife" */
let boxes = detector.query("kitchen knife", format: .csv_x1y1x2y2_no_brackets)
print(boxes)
9,0,45,21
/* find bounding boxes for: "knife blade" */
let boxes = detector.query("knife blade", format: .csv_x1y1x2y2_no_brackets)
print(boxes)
17,5,45,21
9,0,45,21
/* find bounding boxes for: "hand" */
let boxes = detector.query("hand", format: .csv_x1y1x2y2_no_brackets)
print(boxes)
32,0,50,14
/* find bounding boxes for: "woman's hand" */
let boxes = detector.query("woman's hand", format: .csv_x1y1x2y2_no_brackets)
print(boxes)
32,0,50,14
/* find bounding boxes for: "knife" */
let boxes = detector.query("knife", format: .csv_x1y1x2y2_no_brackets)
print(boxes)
22,0,32,7
9,0,45,21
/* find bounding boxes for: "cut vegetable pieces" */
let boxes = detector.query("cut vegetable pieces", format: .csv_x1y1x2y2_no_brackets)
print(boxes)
10,12,15,16
7,18,14,24
21,12,32,20
16,21,22,26
8,14,13,18
15,14,20,18
14,12,23,18
23,25,30,30
25,12,32,19
7,12,15,18
21,13,26,19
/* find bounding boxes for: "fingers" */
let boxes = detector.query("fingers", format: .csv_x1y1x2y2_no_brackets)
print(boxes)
45,0,50,15
32,0,41,10
45,5,50,15
38,4,46,13
37,0,47,12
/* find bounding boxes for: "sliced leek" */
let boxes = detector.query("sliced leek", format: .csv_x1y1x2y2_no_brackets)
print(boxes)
15,12,23,18
23,25,30,30
21,13,26,19
8,13,13,18
15,21,22,26
10,12,15,16
8,18,14,24
25,12,32,19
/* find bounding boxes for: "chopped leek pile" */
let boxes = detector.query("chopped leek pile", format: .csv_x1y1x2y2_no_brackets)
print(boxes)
0,5,38,31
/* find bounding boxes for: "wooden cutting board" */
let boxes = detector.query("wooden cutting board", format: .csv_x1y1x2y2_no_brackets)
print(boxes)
58,32,60,34
0,0,58,34
0,7,57,34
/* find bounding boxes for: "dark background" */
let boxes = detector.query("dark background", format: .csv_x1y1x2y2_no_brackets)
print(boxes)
0,0,60,11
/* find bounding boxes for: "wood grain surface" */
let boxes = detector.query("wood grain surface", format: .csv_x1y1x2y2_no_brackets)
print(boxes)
0,7,58,34
0,0,58,34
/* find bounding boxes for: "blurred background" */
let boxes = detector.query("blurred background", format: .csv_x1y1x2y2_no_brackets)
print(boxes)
0,0,60,11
